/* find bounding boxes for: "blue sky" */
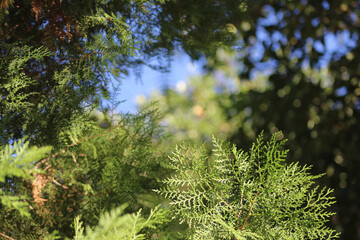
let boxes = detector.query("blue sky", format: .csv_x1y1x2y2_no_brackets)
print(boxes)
116,52,202,113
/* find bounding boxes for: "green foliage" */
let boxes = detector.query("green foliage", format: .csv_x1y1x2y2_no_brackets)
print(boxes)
0,0,351,239
156,132,339,239
0,44,50,143
73,204,169,240
13,106,169,238
0,42,107,146
0,139,52,217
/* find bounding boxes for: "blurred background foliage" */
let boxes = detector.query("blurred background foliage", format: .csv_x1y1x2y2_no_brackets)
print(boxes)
140,1,360,239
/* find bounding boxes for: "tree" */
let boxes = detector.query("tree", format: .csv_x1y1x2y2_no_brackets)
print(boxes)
142,73,242,146
144,1,360,238
0,0,344,239
226,2,360,239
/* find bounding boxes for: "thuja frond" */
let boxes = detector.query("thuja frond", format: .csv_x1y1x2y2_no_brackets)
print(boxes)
26,104,168,235
0,44,52,113
0,139,52,217
73,204,169,240
156,132,340,239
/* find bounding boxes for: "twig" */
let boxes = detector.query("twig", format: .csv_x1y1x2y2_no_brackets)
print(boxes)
216,193,237,216
72,153,79,167
52,179,69,189
35,50,105,77
239,191,259,230
57,51,104,65
237,187,244,217
0,232,15,240
20,197,34,210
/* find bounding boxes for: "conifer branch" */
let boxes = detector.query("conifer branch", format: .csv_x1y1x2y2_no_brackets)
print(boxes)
239,191,259,231
0,232,15,240
156,132,339,239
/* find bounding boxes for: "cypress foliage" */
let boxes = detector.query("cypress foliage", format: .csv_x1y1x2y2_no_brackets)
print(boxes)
0,106,168,239
156,132,339,239
0,1,342,239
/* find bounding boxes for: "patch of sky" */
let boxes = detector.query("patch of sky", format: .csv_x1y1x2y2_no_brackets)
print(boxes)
256,26,270,46
335,86,347,97
293,8,300,16
316,30,358,65
271,43,281,52
271,31,284,43
322,0,330,10
259,5,279,26
294,30,302,40
249,42,265,62
115,51,204,113
356,101,360,110
313,40,325,53
331,101,343,110
325,32,338,53
349,12,358,24
250,59,278,79
311,18,320,27
291,49,303,59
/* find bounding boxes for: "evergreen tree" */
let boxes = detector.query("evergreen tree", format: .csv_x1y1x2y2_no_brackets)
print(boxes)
0,0,345,239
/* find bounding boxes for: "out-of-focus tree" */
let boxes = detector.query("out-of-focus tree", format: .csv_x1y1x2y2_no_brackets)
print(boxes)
143,1,360,238
140,48,272,146
142,71,241,146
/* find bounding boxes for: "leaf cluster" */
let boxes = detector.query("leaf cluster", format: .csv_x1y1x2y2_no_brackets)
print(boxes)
73,204,169,240
156,132,339,239
8,106,168,238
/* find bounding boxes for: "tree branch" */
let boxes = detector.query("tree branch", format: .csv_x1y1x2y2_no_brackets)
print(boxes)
239,191,259,230
0,232,15,240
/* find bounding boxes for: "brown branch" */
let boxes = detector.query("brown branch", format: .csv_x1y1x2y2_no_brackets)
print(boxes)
239,191,259,231
0,0,13,9
237,188,244,218
216,193,238,217
20,196,34,210
30,126,121,201
0,232,15,240
52,179,69,189
72,153,79,167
